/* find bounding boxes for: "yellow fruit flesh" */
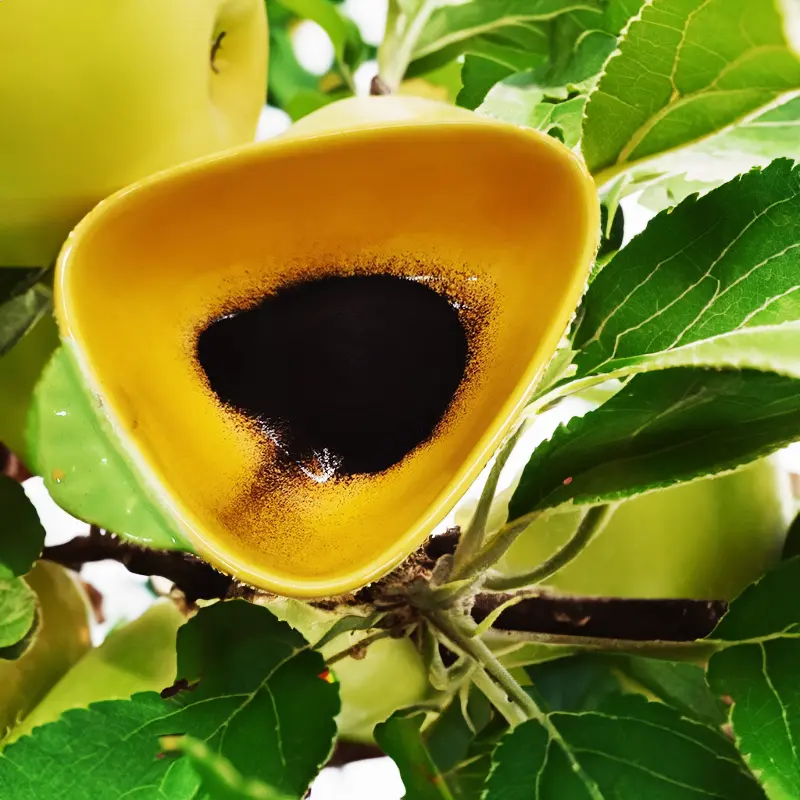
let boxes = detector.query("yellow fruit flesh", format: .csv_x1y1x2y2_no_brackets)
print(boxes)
56,96,599,597
0,0,267,267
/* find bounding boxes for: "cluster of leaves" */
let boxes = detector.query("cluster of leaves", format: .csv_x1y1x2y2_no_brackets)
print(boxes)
2,0,800,797
1,560,800,799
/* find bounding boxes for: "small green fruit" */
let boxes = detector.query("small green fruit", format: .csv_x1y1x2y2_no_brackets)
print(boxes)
7,600,184,743
0,561,91,740
458,458,794,600
266,598,431,743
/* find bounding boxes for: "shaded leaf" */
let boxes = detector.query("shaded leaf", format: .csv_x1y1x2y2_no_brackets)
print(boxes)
484,695,764,799
0,576,36,658
312,610,387,650
380,0,600,90
376,709,454,800
574,160,800,379
413,1,604,63
0,476,45,580
0,268,52,358
707,557,800,800
166,737,298,800
0,601,340,798
472,2,641,138
584,0,800,182
509,368,800,518
524,654,622,713
609,656,727,727
457,55,516,110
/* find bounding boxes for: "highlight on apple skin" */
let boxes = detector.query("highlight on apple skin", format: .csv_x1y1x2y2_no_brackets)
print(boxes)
0,0,268,268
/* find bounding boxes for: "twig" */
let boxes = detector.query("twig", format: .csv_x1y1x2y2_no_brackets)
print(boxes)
326,630,395,666
452,422,527,576
483,504,615,592
42,529,234,603
424,608,604,800
449,509,542,584
469,666,527,727
472,592,727,642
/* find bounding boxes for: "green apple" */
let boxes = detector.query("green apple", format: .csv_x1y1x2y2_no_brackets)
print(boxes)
266,598,432,743
456,457,795,600
0,0,268,268
0,561,91,740
7,600,184,744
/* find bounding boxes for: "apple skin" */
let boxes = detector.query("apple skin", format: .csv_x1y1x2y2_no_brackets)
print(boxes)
6,600,184,744
0,0,268,268
457,458,795,600
0,562,92,740
265,598,432,744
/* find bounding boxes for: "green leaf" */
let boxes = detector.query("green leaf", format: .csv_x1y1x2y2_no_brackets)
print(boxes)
0,601,340,798
608,656,727,727
473,2,642,144
380,0,602,91
584,0,800,183
413,1,604,62
636,96,800,213
165,737,298,800
378,693,502,799
484,695,764,799
311,610,387,650
588,322,800,382
573,161,800,381
0,575,36,658
457,55,516,110
509,367,800,518
478,78,588,147
425,688,494,771
0,476,45,580
0,267,52,358
375,709,455,800
524,655,623,713
707,557,800,799
28,346,187,550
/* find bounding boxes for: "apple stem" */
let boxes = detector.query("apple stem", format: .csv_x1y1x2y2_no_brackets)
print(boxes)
423,607,605,799
451,421,529,577
482,504,616,593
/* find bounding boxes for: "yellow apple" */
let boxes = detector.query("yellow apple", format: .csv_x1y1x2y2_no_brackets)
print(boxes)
0,0,268,268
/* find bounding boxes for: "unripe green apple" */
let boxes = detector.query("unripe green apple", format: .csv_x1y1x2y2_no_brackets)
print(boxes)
0,561,91,740
0,0,268,267
7,600,184,744
266,598,432,743
457,458,795,600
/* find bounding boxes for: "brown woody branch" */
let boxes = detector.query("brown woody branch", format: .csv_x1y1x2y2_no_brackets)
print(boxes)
43,530,726,640
42,527,234,603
